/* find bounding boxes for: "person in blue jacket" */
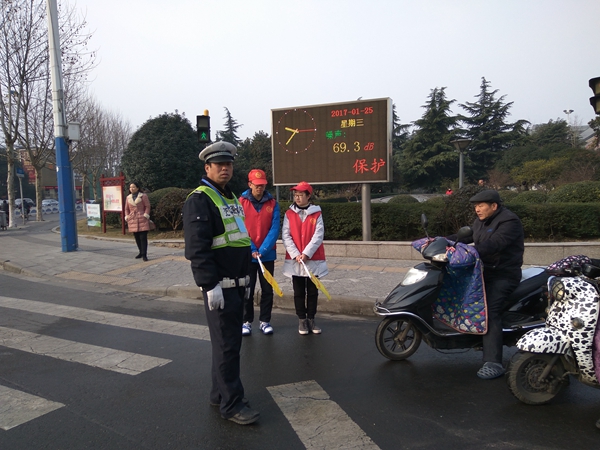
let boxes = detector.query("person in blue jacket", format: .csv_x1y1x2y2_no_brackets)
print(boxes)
239,169,280,335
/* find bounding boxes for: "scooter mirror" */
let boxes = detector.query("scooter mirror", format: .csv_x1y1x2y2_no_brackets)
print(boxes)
454,226,473,245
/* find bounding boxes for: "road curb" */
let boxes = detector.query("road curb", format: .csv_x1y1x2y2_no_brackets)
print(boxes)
124,285,378,317
0,260,45,279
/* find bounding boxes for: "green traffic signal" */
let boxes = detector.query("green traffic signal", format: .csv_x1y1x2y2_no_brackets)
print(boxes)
197,114,211,143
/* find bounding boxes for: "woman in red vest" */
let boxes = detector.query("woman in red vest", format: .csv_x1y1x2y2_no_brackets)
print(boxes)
282,181,328,335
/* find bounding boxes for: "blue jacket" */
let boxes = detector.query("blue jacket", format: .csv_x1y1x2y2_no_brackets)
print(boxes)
239,189,280,263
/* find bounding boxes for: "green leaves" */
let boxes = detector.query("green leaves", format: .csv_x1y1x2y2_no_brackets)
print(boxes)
121,113,203,191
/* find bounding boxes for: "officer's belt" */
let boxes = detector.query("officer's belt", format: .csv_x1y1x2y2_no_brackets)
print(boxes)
219,276,250,289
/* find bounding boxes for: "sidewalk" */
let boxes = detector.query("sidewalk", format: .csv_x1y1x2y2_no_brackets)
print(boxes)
0,225,414,317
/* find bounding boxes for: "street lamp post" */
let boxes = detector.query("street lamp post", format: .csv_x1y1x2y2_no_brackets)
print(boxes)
563,109,574,147
450,139,472,188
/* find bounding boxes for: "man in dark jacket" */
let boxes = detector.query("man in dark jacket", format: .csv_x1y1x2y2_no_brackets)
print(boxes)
467,189,524,379
183,141,259,425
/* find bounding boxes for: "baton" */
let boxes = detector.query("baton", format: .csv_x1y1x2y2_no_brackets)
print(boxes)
257,255,283,297
299,258,331,301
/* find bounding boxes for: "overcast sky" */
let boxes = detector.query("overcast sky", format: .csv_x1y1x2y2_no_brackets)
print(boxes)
73,0,600,140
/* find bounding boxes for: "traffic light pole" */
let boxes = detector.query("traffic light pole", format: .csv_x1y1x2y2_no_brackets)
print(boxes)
47,0,78,252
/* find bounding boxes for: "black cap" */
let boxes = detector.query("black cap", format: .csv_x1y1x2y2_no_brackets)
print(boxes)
469,189,501,204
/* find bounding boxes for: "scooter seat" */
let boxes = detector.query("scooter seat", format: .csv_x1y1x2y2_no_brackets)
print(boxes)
506,269,549,309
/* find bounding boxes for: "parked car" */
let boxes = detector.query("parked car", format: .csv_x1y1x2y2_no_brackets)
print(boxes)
15,198,35,208
42,199,59,207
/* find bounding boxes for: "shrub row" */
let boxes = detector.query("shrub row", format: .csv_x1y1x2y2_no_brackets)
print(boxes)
278,200,600,242
103,179,600,240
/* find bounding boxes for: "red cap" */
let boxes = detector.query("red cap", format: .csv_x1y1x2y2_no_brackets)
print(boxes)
248,169,268,185
290,181,313,195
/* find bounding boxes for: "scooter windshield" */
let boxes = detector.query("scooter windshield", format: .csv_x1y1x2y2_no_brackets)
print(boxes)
412,238,486,334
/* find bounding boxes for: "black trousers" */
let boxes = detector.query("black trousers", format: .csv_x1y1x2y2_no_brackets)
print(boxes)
292,275,319,319
483,275,520,364
204,286,245,418
243,261,275,324
133,231,148,256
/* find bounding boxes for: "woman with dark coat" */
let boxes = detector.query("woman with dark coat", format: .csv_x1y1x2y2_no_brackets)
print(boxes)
124,182,151,261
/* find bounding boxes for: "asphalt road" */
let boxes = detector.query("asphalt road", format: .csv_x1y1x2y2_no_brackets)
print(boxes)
1,270,600,449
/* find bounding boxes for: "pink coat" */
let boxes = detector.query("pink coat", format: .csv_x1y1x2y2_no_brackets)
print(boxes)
125,193,151,232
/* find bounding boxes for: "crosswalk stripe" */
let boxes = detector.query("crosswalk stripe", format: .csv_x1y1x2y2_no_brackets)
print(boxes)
0,326,171,375
0,296,210,341
267,380,380,449
0,385,64,431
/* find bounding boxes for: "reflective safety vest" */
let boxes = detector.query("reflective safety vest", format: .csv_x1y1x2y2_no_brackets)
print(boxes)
190,185,251,249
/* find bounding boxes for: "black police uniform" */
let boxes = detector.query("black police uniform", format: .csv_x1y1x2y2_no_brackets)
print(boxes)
183,175,251,419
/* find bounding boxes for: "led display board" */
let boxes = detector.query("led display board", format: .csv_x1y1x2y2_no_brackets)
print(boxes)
271,98,392,185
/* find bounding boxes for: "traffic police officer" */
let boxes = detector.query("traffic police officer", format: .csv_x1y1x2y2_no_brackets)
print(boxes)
183,141,260,425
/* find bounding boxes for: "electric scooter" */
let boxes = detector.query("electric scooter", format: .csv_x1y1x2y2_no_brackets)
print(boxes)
507,256,600,411
373,214,550,361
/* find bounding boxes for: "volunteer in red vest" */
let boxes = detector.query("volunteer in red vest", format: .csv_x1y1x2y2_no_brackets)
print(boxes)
282,181,328,335
239,169,280,336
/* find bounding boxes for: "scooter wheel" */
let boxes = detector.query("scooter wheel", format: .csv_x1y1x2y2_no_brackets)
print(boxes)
375,317,422,361
506,351,566,405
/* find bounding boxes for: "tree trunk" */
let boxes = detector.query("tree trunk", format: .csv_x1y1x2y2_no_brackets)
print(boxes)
6,143,17,228
35,167,44,221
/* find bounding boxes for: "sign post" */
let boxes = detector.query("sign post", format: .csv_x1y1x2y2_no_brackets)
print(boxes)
100,173,126,234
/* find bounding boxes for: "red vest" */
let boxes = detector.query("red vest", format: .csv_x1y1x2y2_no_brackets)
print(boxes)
240,197,276,249
285,210,326,261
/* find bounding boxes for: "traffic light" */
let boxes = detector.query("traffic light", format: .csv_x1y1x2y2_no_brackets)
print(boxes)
197,111,211,144
589,77,600,114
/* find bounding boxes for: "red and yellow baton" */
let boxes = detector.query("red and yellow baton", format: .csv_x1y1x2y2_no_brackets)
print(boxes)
257,256,283,297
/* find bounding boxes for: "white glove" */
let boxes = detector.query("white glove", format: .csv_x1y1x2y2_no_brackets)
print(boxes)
205,285,224,310
144,213,150,219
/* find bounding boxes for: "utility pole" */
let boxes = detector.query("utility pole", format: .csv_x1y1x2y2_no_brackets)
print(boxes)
46,0,78,251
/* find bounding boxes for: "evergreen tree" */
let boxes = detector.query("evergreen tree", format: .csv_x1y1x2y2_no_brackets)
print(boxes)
528,119,570,147
381,103,410,192
588,116,600,149
459,78,528,179
215,107,243,145
229,131,272,194
121,112,203,191
495,119,573,175
399,87,460,190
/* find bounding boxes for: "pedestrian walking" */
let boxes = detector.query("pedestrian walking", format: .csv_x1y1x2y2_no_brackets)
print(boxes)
183,141,259,425
124,181,151,261
1,200,9,228
239,169,280,336
282,181,328,335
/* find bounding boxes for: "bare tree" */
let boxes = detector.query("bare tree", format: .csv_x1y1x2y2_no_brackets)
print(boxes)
72,96,131,201
0,0,95,224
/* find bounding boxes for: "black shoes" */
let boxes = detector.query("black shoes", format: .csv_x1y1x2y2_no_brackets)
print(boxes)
135,253,142,259
224,406,260,425
142,255,148,261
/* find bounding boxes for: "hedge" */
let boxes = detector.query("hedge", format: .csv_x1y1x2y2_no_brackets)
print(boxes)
277,201,600,241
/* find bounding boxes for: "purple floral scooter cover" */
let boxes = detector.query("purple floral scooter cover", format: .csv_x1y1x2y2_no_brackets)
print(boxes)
413,238,487,334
